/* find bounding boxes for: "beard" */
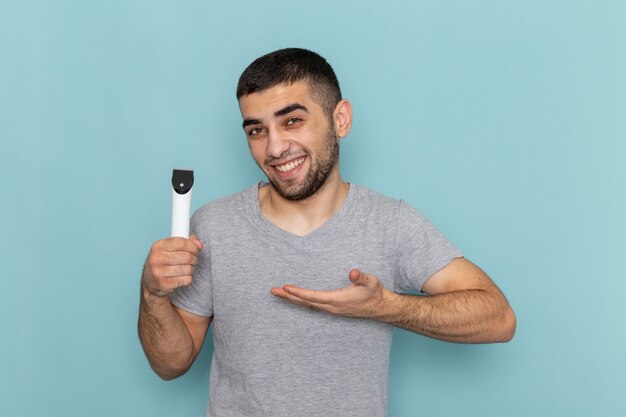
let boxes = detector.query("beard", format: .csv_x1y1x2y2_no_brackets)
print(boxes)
263,124,339,201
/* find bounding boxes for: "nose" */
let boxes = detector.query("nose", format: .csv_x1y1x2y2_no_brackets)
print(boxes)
266,129,290,159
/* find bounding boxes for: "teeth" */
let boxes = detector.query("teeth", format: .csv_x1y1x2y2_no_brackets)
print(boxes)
275,157,305,172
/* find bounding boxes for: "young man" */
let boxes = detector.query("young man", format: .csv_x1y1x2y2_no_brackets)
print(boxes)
139,48,516,417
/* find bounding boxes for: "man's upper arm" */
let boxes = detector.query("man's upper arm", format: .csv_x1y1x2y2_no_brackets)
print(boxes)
173,305,212,359
421,257,500,296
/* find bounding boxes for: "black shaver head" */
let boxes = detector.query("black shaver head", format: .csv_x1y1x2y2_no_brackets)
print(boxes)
172,169,194,195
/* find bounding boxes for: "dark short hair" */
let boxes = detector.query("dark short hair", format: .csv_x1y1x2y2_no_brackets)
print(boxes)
236,48,342,117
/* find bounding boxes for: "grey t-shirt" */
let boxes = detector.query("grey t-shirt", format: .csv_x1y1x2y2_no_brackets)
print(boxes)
171,183,462,417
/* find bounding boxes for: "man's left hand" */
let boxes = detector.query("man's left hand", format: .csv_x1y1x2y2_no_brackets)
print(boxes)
271,269,391,319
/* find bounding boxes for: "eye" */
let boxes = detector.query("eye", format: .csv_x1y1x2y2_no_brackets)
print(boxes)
247,127,266,137
286,117,302,126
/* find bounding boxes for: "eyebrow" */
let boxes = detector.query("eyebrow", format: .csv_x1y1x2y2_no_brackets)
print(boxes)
242,103,309,129
274,103,309,117
242,118,260,129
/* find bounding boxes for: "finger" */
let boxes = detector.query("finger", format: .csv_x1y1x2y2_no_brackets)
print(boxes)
271,288,333,312
151,265,193,281
161,265,193,278
148,251,196,271
146,274,193,296
160,250,198,266
162,237,202,254
162,275,193,292
280,285,339,305
175,276,193,288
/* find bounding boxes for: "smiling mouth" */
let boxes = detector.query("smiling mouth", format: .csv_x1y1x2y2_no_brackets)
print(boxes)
274,157,306,173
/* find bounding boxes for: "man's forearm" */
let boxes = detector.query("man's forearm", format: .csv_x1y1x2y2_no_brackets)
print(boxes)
138,288,195,380
376,288,516,343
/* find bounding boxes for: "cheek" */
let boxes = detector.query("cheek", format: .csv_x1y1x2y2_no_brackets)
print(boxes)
301,131,324,152
247,141,266,162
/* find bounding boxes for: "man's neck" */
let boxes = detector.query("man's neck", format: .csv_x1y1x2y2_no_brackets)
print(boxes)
258,172,350,237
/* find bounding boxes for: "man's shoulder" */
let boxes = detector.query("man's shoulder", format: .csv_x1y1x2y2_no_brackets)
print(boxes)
353,183,397,202
191,183,258,225
351,183,403,211
350,183,427,224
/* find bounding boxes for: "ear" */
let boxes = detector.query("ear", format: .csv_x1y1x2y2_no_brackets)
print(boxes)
332,99,352,140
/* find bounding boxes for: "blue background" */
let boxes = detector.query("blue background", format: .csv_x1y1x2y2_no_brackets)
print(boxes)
1,1,625,416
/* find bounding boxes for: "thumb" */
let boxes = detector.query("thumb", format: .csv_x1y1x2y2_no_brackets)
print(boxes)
190,234,204,250
349,269,371,286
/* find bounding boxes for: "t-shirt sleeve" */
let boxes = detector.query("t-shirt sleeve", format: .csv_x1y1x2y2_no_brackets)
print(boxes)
393,200,463,293
169,214,214,317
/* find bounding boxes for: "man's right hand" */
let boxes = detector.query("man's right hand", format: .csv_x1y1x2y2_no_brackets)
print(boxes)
141,235,204,297
139,234,209,380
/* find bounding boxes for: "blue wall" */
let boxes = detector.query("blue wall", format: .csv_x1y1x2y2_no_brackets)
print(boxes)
1,1,625,416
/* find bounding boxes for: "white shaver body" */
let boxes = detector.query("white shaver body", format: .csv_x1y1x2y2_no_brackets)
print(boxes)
171,169,194,238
